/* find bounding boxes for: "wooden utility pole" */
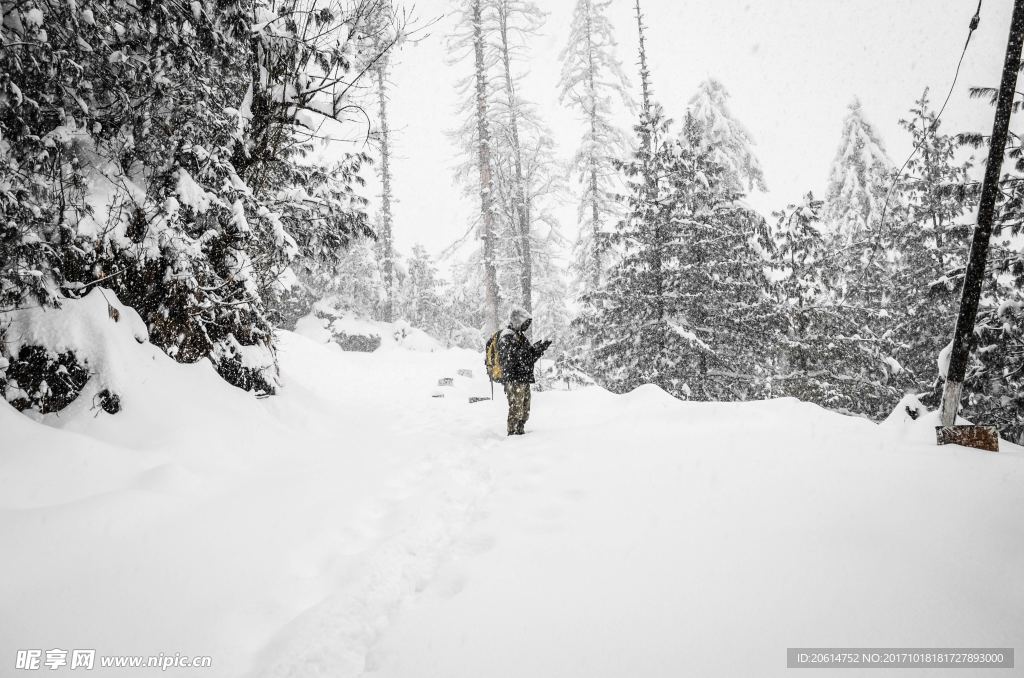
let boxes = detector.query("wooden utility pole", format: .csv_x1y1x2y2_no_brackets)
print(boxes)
939,0,1024,431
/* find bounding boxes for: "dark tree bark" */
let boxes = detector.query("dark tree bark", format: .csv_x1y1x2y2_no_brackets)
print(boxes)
940,0,1024,426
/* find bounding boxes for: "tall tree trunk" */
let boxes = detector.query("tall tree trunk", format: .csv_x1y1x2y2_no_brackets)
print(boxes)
634,0,652,159
375,60,395,323
472,0,502,332
497,1,532,314
633,0,664,379
584,1,602,291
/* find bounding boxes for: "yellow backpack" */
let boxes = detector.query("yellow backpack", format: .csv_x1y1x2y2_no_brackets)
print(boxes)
484,331,504,383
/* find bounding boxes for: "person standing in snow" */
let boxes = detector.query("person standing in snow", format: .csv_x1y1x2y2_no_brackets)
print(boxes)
498,308,551,436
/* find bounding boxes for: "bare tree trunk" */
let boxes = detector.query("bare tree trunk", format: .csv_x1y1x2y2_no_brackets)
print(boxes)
375,60,395,323
497,1,532,314
472,0,502,332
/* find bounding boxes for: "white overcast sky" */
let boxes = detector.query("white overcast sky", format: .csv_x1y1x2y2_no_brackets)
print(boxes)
354,0,1016,265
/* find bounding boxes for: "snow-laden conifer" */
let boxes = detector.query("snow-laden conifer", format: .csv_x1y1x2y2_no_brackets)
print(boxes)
682,78,766,195
557,0,633,292
824,98,893,241
447,0,504,333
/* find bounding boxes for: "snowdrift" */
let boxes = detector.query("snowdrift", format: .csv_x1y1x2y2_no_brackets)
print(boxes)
2,320,1022,678
295,303,444,354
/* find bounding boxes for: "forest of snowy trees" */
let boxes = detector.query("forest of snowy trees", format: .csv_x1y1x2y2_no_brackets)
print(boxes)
2,0,1023,441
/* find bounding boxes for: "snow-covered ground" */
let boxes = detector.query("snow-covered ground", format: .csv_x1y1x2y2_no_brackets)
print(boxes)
3,304,1023,677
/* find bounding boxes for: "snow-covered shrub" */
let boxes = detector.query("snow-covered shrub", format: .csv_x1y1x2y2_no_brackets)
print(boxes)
297,305,446,353
332,330,383,353
543,354,595,391
3,346,90,414
310,299,382,352
0,289,145,415
0,0,398,401
93,136,281,395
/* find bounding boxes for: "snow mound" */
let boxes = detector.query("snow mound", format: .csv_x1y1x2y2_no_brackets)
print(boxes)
296,311,442,352
5,288,149,356
880,393,989,447
294,313,333,344
2,288,149,412
620,383,681,409
882,393,928,428
880,393,940,445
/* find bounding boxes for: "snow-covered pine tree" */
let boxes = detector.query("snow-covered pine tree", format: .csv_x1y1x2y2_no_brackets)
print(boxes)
448,0,568,337
681,78,766,195
400,244,445,333
439,260,490,347
803,97,911,417
492,0,542,314
520,160,577,350
890,91,973,405
448,0,503,333
367,1,401,323
668,114,781,400
632,0,654,179
772,193,830,397
331,235,385,319
770,193,904,416
491,126,570,339
574,104,682,393
557,0,633,292
576,8,780,400
491,35,573,340
577,108,779,399
269,153,373,328
824,98,893,242
814,230,910,419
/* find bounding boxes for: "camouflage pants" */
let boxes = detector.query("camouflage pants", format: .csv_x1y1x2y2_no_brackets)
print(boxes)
504,382,531,434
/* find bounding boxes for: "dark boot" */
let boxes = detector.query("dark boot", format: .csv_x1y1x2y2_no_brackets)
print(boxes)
515,420,525,435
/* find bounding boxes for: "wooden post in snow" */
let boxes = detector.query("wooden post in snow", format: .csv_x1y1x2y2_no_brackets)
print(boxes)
939,0,1024,432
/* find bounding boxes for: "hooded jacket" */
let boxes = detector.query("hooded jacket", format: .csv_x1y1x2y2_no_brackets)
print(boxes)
498,308,542,384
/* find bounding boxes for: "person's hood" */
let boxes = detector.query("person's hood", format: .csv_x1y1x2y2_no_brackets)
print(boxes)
509,307,532,331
